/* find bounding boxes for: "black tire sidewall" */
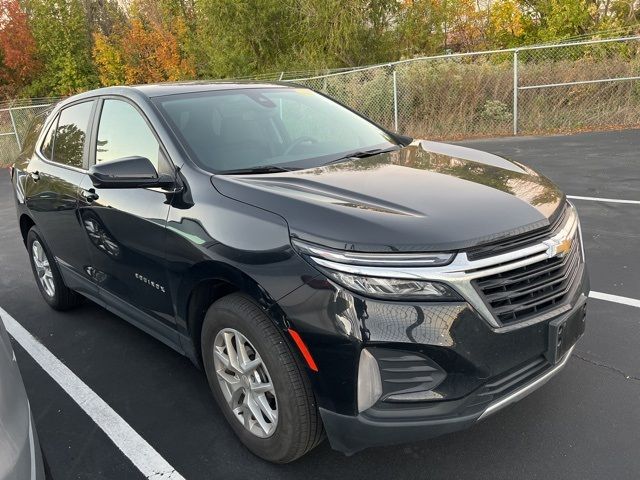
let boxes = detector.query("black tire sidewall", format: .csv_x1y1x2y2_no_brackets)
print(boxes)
26,227,67,309
201,295,313,463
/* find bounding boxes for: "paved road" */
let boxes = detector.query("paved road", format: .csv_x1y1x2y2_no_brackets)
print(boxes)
1,129,639,479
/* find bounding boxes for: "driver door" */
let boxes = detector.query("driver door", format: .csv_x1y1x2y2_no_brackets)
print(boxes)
78,97,178,342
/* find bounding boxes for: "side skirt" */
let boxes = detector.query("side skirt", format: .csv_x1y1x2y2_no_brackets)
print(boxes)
58,262,186,356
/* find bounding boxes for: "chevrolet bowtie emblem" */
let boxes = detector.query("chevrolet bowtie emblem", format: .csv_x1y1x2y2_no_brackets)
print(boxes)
543,236,573,258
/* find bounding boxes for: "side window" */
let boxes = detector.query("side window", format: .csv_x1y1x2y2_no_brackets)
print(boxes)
96,100,161,170
40,115,58,160
51,101,94,168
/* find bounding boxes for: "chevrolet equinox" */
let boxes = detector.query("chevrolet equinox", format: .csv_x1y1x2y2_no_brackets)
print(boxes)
11,83,589,463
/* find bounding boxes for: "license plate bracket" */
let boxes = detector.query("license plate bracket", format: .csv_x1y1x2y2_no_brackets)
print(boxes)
546,305,586,364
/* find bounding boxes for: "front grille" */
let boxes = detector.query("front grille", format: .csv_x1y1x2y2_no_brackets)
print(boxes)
467,205,568,261
479,356,550,399
474,235,582,325
463,355,553,412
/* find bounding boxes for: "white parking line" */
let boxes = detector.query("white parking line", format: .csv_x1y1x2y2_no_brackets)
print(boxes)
590,291,640,309
0,306,185,480
568,195,640,205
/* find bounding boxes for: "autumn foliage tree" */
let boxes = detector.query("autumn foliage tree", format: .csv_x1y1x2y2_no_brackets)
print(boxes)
93,18,195,86
1,0,640,98
0,0,40,97
487,0,526,48
93,0,195,86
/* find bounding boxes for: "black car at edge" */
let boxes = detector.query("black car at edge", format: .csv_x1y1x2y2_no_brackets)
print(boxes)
11,82,589,463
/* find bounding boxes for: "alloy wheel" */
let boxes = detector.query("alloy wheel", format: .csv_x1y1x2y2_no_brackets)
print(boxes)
213,328,278,438
32,240,55,297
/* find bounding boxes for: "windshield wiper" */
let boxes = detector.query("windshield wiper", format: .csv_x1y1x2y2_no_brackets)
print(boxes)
221,146,401,174
324,146,401,166
222,165,297,175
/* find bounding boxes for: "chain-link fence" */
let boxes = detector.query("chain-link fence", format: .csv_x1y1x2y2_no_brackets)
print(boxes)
1,36,639,166
290,35,640,139
0,98,57,165
516,38,640,135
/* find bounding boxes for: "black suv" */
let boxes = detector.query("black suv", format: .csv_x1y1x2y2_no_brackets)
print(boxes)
11,83,588,463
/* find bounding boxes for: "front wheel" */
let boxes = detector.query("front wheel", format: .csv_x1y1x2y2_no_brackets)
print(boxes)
201,293,324,463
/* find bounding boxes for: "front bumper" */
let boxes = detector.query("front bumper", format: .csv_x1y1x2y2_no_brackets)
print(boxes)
321,341,577,455
276,273,588,455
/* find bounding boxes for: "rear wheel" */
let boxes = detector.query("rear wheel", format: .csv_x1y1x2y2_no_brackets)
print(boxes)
201,293,324,463
26,226,83,310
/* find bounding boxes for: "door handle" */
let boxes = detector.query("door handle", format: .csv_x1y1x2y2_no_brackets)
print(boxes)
29,171,40,182
81,189,99,203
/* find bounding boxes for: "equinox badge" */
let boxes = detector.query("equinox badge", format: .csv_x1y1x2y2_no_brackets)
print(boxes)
134,273,166,293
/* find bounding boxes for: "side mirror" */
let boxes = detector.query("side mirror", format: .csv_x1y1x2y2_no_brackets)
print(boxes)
88,156,173,189
391,132,413,146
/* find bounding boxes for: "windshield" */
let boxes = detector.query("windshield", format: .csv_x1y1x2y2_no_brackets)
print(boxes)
153,87,399,173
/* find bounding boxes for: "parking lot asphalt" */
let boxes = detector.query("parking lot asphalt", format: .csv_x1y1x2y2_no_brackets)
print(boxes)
1,129,639,480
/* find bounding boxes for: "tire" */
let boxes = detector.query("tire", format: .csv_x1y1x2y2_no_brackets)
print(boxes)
26,226,83,311
201,293,324,463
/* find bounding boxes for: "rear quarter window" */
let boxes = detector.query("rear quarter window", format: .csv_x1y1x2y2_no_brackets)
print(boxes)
40,115,57,160
52,101,94,169
20,110,50,158
40,101,94,169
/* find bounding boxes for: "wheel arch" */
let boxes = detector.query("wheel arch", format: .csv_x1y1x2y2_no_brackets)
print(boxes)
19,213,36,246
177,261,291,367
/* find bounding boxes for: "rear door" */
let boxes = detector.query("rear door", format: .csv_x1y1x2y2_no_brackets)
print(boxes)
23,100,97,296
78,97,178,341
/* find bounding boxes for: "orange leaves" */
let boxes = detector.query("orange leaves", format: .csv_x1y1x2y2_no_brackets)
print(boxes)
0,0,40,94
92,18,195,86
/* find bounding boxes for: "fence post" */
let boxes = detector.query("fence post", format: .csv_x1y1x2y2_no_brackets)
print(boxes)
9,107,21,151
392,69,399,132
513,49,519,136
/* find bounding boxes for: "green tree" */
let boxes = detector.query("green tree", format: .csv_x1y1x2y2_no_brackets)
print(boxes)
93,30,126,85
521,0,597,42
487,0,526,48
192,0,398,78
24,0,98,96
193,0,300,77
397,0,447,57
297,0,399,68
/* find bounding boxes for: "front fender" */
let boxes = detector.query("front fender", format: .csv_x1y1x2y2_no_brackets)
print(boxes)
164,168,320,360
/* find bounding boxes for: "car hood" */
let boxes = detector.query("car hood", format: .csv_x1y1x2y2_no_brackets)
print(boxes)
211,140,565,252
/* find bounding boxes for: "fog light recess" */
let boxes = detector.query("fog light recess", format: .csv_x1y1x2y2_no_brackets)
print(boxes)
357,348,383,413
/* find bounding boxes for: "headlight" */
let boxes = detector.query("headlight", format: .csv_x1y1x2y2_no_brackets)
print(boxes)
292,238,462,301
567,201,585,261
319,268,461,301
